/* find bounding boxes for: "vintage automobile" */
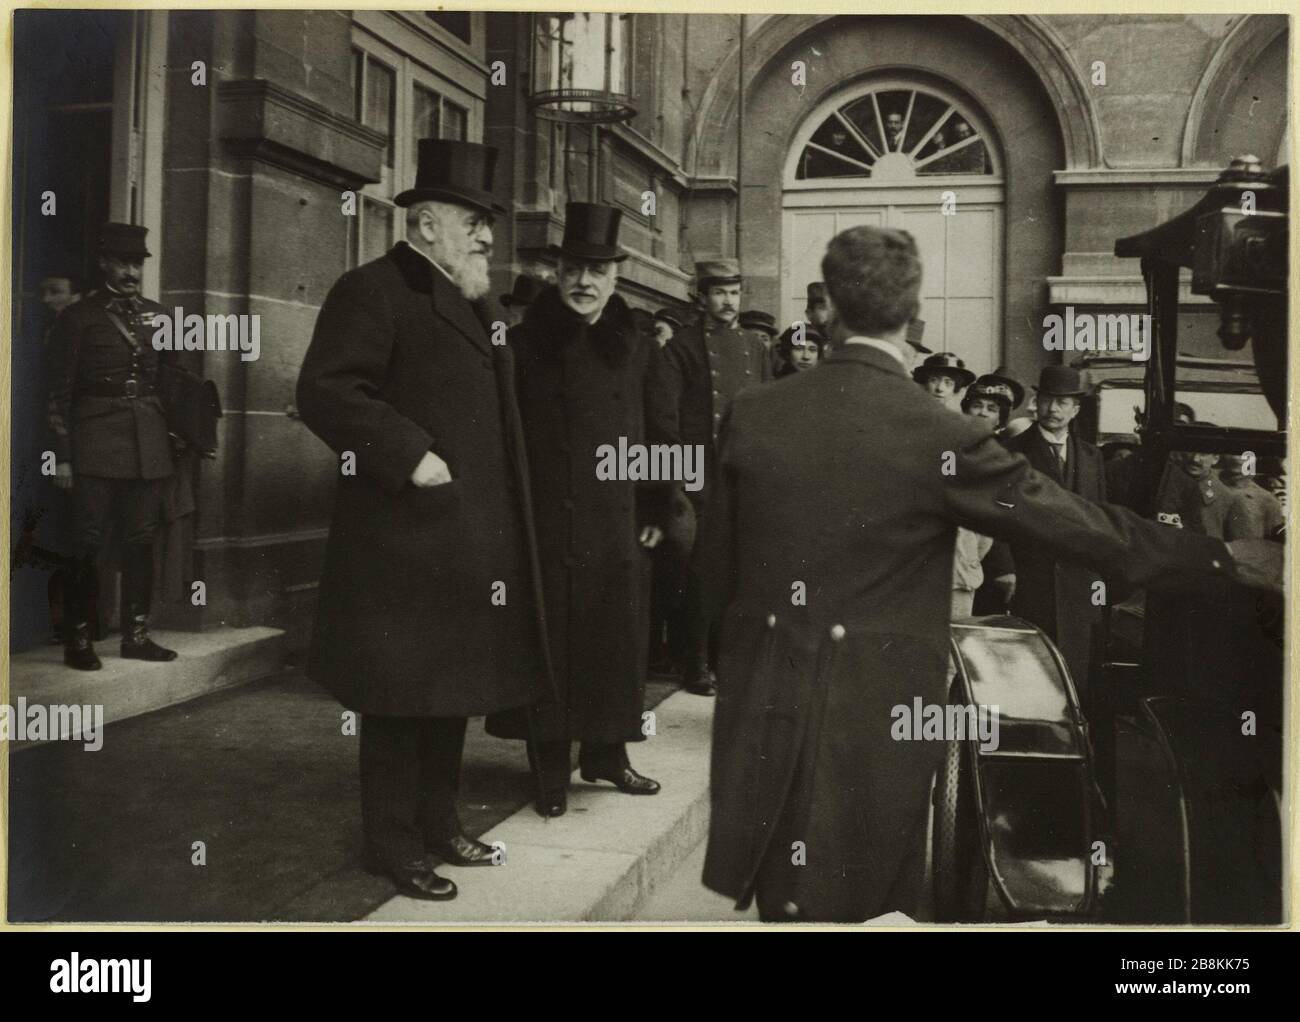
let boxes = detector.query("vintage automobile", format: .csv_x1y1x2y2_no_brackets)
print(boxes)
931,156,1287,924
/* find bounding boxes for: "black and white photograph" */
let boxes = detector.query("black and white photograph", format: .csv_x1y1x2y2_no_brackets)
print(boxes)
4,5,1290,932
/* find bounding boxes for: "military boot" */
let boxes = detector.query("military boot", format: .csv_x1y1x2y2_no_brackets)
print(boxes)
63,556,102,671
119,544,177,662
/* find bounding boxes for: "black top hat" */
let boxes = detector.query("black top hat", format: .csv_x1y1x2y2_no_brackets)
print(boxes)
912,351,975,388
806,281,828,304
500,274,544,308
654,307,684,330
905,318,932,354
739,310,777,336
395,139,504,214
99,223,151,259
1034,364,1089,397
549,202,627,262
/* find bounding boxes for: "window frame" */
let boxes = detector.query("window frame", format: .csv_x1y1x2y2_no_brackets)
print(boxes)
784,76,1003,191
348,28,484,268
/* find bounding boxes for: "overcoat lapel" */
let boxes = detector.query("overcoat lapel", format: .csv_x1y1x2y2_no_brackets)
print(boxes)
388,242,492,356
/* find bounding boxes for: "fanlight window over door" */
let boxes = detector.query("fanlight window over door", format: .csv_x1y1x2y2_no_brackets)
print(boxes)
794,85,996,181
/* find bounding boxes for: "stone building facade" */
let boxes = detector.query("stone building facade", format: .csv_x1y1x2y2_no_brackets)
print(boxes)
9,11,1288,651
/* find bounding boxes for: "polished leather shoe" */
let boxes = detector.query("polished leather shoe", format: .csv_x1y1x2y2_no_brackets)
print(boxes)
429,833,497,867
535,788,567,817
121,636,178,662
683,670,716,697
363,852,457,901
579,764,661,795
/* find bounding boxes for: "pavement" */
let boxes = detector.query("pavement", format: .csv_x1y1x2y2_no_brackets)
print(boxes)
5,662,708,924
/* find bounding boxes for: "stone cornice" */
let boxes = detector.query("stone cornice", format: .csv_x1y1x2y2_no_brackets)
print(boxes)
1054,168,1224,188
218,79,386,189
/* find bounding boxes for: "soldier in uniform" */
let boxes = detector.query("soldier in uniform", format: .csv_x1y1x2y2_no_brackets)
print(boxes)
47,223,178,670
663,258,771,695
1220,454,1285,540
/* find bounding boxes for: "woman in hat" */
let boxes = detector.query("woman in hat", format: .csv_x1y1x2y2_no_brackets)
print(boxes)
957,369,1024,614
960,368,1025,434
774,321,825,377
912,351,975,410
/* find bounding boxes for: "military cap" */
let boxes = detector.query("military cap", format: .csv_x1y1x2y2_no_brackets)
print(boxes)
99,223,151,259
739,310,778,336
696,258,741,289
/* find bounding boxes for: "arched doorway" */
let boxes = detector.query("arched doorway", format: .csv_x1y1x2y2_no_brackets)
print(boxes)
782,77,1004,372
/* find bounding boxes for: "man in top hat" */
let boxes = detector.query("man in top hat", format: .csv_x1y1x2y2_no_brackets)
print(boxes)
652,307,683,349
296,139,548,901
912,351,975,409
485,202,676,816
662,257,771,695
47,223,179,670
805,282,832,334
1001,364,1108,693
499,273,544,327
694,224,1280,924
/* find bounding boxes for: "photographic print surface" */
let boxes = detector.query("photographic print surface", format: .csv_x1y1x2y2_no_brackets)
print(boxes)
6,7,1289,927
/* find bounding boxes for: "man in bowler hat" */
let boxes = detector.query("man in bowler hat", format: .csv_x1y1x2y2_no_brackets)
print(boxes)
499,273,543,327
47,223,179,670
296,139,548,901
1001,364,1108,692
485,202,675,816
662,257,771,695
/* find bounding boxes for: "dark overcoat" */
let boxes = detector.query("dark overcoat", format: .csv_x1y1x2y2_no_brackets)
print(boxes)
696,343,1236,921
1002,426,1108,691
295,242,548,718
47,289,174,480
487,288,675,743
662,315,770,511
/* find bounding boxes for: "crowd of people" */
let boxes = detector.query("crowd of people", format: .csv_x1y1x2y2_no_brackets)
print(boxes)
42,137,1282,919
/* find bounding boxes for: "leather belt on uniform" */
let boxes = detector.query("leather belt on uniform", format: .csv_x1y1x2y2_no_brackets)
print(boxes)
79,378,157,398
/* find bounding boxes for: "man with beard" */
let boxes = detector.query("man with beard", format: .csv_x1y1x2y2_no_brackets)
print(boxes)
663,258,771,695
296,140,547,901
47,224,178,670
486,203,675,816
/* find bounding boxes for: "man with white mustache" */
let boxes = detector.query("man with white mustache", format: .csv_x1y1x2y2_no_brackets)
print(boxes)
297,139,549,902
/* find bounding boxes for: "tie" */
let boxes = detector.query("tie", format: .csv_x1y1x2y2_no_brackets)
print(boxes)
1048,440,1066,470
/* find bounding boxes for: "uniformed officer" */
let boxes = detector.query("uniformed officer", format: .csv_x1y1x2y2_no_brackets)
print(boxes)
1219,454,1285,540
48,223,178,670
663,258,771,695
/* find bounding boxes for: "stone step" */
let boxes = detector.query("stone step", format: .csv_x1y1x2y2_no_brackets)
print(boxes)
6,627,286,752
364,689,714,923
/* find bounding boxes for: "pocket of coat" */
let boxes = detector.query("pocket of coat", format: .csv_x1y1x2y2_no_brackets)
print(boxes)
404,478,463,514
